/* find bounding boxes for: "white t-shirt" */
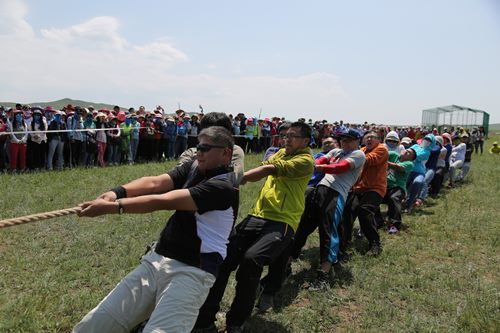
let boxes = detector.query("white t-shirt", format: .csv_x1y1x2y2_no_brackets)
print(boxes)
318,148,366,200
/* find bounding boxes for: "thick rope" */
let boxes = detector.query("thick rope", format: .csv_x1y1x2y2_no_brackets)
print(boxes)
0,206,81,229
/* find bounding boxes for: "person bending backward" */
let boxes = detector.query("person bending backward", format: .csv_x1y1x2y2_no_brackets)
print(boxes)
255,123,328,310
73,126,238,333
289,129,366,290
256,132,342,308
193,122,314,333
340,130,388,256
404,134,435,212
377,149,416,234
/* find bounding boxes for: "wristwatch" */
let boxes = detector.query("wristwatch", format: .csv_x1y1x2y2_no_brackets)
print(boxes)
117,199,124,215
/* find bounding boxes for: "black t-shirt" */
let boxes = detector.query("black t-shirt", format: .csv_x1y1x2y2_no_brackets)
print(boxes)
155,161,238,276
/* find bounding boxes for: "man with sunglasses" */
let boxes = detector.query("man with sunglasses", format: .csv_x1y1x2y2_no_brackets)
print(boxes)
74,126,238,333
178,112,245,185
194,122,314,333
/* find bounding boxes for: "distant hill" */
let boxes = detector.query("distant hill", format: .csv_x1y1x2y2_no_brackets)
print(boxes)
0,98,124,111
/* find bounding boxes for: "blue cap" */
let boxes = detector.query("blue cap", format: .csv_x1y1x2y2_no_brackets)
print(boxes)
340,128,362,140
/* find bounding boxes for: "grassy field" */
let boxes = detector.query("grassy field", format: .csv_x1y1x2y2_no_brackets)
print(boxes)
0,137,499,332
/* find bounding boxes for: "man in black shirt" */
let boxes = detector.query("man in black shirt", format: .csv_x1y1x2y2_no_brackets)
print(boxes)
73,126,238,333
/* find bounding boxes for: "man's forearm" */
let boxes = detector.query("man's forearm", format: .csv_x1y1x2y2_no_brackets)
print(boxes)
122,174,174,198
242,165,276,183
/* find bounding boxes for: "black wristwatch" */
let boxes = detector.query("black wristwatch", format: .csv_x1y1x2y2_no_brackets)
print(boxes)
117,199,124,215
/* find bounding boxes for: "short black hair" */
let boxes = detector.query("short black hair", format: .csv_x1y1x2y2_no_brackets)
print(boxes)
290,121,312,140
198,126,234,149
278,122,292,133
199,112,232,132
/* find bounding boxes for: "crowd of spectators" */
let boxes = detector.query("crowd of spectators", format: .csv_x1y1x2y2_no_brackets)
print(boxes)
0,103,492,174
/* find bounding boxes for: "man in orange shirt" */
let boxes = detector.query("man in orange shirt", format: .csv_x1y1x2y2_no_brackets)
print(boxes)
341,130,388,256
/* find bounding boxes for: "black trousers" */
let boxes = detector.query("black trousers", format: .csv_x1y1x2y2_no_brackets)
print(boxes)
292,185,344,264
375,187,405,226
429,167,445,196
195,216,294,328
341,191,383,249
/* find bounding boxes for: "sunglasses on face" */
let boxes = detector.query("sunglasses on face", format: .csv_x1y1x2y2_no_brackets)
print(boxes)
196,143,227,152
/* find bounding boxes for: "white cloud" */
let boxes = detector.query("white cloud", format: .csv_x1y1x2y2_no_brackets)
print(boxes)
41,16,128,49
134,42,188,64
0,0,33,38
0,0,352,123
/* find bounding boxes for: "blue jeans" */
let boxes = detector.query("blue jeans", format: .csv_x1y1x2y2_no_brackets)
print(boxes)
406,172,425,210
419,169,435,201
129,138,139,162
165,137,176,160
47,137,64,170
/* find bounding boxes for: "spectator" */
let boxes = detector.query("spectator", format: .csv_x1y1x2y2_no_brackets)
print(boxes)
232,116,241,135
106,114,121,166
68,107,85,167
83,112,97,167
129,115,140,164
120,114,133,164
29,108,48,171
175,113,191,158
475,126,486,154
47,110,66,171
8,109,28,173
490,141,500,155
95,111,108,167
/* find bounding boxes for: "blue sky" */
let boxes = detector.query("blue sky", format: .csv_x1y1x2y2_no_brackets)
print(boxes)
1,0,499,124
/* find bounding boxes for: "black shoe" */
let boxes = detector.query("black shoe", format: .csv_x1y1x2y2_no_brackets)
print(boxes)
367,243,382,257
307,270,331,291
226,325,244,333
256,293,275,313
191,323,218,333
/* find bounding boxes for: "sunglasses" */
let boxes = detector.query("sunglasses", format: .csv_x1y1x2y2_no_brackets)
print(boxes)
196,143,227,152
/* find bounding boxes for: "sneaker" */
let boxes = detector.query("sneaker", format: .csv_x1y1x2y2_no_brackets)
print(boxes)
307,270,331,291
414,199,423,208
366,243,382,257
191,323,218,333
226,325,244,333
256,293,274,313
388,225,399,234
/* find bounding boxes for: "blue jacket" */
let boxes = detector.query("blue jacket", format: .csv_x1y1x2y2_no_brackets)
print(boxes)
411,134,435,175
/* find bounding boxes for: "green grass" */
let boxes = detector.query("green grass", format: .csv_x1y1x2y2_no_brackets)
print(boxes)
1,138,499,333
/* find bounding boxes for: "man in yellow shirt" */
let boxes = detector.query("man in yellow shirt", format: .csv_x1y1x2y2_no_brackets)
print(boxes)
194,122,314,333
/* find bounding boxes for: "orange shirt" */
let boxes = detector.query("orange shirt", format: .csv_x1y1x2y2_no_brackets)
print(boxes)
353,143,389,197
